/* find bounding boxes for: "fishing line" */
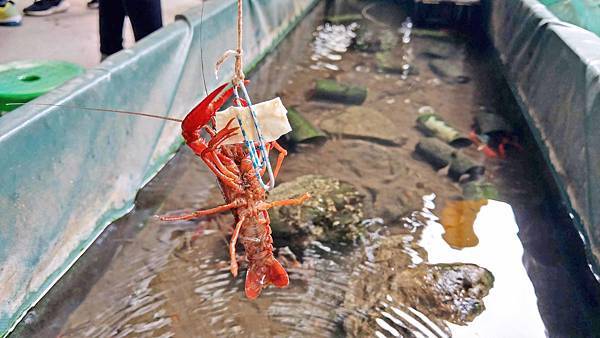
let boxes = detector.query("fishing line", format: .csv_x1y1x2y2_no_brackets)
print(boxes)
199,0,209,97
361,1,391,27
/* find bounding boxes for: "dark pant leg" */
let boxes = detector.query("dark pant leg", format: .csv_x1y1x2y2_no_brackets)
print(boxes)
99,0,126,56
123,0,162,42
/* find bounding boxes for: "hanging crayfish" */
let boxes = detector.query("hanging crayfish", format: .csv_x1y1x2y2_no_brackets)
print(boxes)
160,82,309,299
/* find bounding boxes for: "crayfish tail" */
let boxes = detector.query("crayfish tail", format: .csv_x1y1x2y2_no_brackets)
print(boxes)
245,257,289,300
267,258,289,288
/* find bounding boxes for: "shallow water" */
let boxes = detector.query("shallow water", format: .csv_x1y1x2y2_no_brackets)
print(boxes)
12,1,600,337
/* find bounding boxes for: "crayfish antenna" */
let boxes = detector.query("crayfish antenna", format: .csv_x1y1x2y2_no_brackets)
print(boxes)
245,257,289,299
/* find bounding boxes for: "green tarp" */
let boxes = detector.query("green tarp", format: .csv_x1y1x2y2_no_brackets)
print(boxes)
0,0,317,335
539,0,600,36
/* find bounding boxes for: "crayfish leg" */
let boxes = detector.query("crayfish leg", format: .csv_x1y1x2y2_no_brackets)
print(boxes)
200,153,240,189
229,216,245,277
259,193,311,210
206,118,240,149
270,141,288,179
158,201,239,221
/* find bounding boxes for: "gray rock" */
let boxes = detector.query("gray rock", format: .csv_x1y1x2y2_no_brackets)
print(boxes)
394,263,494,324
429,59,470,84
375,51,419,75
344,234,494,336
476,111,513,135
268,175,365,243
320,107,407,146
421,41,457,59
355,29,398,53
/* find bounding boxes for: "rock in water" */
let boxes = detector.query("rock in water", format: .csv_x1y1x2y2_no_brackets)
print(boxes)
429,59,470,84
375,51,418,75
320,106,406,146
268,175,365,244
412,28,454,41
344,235,494,336
397,263,494,323
421,41,457,59
355,29,398,53
475,111,513,135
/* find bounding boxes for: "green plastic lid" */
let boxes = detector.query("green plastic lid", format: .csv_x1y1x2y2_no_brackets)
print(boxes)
0,60,85,113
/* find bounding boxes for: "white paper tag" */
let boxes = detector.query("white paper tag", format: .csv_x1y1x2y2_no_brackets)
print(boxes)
214,97,292,145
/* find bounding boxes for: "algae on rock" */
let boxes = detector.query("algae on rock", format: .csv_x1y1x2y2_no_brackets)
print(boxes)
397,263,494,323
268,175,365,244
312,79,367,105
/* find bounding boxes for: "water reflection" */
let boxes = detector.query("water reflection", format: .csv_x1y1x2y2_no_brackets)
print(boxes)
310,22,358,71
398,17,414,80
376,297,450,338
420,199,546,337
439,199,487,249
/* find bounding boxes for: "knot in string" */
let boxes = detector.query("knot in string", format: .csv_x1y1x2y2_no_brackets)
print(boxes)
214,0,245,86
215,49,244,84
233,48,245,85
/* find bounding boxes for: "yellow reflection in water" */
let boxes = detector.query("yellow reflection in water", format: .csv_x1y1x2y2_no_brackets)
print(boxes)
440,199,488,249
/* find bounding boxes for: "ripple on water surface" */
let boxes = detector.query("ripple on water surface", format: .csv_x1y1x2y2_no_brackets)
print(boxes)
57,198,544,338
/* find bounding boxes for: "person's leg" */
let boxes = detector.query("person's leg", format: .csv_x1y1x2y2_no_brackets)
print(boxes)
123,0,162,42
23,0,69,16
0,0,22,26
99,0,125,56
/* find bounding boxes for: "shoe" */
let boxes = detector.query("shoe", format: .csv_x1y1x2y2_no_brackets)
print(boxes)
23,0,70,16
0,1,22,26
86,0,98,9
